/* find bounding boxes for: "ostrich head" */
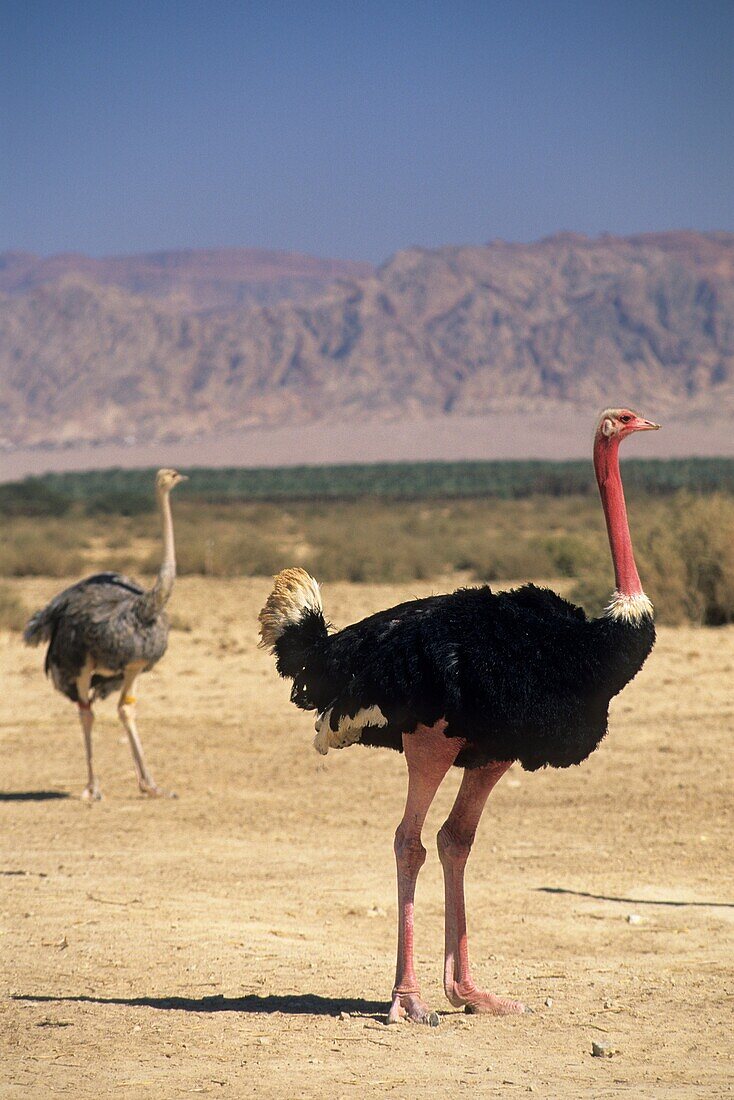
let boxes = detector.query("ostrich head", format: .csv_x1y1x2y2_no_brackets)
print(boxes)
155,468,188,495
596,408,660,441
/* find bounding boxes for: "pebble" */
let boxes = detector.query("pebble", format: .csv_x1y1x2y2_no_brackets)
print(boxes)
626,913,642,924
591,1040,618,1058
544,997,553,1007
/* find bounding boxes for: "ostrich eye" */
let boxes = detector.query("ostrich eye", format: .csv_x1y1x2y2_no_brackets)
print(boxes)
619,414,632,423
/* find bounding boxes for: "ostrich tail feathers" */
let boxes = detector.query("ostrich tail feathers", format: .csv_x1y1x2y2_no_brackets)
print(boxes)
258,569,328,678
23,607,54,647
258,568,323,649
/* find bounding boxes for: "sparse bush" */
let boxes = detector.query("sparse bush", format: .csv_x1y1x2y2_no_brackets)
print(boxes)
0,536,84,577
470,537,554,583
567,575,612,618
0,486,732,624
543,534,602,578
103,553,145,576
0,585,27,631
168,611,193,632
166,529,285,577
641,494,734,625
571,492,734,625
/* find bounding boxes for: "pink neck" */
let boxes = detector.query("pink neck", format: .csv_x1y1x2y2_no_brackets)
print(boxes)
593,433,643,596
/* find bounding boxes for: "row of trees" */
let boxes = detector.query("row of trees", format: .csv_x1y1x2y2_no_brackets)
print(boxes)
2,457,733,517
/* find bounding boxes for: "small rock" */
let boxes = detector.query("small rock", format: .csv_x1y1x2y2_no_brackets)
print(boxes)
591,1040,618,1058
339,1011,351,1020
544,997,553,1008
626,913,642,924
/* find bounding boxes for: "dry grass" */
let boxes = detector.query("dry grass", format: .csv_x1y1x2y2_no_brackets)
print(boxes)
1,493,733,624
0,583,27,631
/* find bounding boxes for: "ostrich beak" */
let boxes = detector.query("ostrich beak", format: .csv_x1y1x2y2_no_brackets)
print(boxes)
634,417,660,431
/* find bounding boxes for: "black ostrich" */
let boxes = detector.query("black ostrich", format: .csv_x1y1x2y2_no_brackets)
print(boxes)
259,409,659,1024
24,468,186,800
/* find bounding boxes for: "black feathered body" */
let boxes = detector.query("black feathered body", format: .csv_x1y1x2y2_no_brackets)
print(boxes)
274,583,655,772
24,573,169,702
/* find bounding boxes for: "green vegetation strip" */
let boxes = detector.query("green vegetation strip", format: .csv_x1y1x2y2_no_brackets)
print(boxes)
1,458,733,516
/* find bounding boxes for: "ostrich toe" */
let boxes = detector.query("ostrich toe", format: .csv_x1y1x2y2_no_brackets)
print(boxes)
138,780,176,798
448,984,525,1015
387,991,440,1026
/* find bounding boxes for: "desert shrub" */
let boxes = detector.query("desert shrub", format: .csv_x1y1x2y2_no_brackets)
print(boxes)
161,529,285,577
0,535,84,577
168,611,193,632
2,489,733,626
103,553,145,575
0,585,27,631
308,501,449,583
315,537,446,583
640,494,734,625
470,537,555,583
567,575,613,618
570,492,734,625
543,534,604,578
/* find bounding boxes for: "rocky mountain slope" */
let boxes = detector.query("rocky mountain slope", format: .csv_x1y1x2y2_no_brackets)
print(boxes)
0,232,732,449
0,248,372,311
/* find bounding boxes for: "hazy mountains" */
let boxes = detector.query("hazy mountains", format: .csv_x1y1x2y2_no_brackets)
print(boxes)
0,232,732,450
0,248,372,312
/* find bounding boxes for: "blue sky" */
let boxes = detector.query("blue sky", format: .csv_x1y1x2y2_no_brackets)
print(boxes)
1,0,732,261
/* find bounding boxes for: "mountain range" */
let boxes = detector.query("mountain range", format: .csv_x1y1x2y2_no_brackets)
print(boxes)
0,232,732,453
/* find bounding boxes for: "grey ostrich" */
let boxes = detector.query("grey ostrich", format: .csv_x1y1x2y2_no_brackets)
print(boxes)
23,468,187,800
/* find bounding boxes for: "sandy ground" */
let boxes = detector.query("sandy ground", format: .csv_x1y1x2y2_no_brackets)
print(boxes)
1,576,732,1099
2,409,733,481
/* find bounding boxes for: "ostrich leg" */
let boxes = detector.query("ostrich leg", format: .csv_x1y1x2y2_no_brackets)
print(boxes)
76,660,100,802
117,667,169,797
437,761,525,1014
388,723,463,1025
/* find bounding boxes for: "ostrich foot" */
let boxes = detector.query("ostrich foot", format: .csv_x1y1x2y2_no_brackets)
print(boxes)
81,783,102,802
387,991,440,1026
445,981,525,1015
138,779,176,798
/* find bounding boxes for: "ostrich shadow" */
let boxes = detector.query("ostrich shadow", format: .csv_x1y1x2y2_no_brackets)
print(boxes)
13,992,387,1019
0,791,70,802
538,886,734,909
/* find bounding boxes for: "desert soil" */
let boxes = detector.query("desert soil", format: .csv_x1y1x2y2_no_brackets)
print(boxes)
2,409,733,482
1,577,732,1098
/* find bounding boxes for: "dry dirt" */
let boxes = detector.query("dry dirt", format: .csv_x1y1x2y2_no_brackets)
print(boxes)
2,409,733,482
1,577,732,1099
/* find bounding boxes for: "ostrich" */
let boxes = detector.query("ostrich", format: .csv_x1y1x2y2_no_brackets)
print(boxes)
259,409,659,1024
24,468,187,801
